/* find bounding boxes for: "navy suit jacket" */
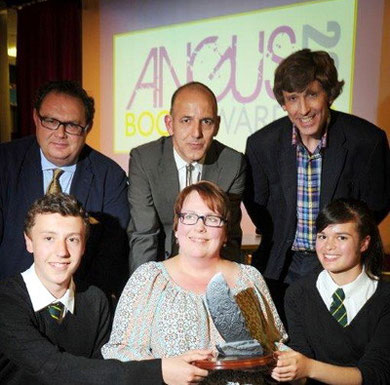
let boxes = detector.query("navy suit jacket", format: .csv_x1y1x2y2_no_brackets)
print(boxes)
244,110,390,280
0,136,130,296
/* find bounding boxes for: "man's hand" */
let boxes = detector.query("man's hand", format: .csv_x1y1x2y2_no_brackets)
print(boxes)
162,350,213,385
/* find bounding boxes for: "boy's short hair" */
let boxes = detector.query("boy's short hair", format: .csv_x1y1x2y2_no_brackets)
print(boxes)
24,193,90,238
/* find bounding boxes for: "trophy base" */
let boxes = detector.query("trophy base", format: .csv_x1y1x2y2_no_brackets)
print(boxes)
193,353,275,371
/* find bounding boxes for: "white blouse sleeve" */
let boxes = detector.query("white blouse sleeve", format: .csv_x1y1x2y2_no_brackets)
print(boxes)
101,262,167,361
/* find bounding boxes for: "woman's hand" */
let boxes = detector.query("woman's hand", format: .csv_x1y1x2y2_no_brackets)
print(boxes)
162,349,214,385
271,350,311,382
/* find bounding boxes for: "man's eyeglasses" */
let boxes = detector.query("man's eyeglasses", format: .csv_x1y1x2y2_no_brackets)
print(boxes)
38,114,89,136
178,212,226,228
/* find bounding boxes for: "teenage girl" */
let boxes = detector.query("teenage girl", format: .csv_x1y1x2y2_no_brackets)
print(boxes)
271,198,390,385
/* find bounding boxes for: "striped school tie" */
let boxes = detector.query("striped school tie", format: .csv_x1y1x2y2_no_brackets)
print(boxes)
47,302,65,323
47,168,64,194
330,288,348,327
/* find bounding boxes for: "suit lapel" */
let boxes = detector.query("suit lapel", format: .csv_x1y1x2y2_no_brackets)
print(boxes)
279,127,297,211
70,147,93,205
320,111,347,207
20,140,44,205
159,137,180,208
202,141,219,183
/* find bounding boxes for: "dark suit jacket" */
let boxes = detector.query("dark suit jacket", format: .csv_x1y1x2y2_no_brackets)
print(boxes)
244,110,390,280
0,275,162,385
127,136,246,274
0,136,130,296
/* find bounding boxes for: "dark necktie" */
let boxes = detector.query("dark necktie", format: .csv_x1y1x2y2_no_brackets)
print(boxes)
47,168,64,194
330,288,348,327
47,302,65,323
186,163,194,187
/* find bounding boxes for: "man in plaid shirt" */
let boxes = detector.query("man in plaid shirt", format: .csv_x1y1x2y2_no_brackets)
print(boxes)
244,49,390,313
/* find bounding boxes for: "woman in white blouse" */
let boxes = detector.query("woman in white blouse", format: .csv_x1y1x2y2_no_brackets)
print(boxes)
102,181,286,385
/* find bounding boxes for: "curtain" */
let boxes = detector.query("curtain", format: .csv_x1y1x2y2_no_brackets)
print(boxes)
16,0,81,137
0,12,11,143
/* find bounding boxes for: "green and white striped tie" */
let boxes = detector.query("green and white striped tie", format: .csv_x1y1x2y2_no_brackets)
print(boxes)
330,288,347,327
47,302,65,323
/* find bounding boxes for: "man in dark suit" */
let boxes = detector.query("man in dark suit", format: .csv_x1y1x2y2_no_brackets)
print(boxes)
244,49,390,309
0,80,129,298
128,82,246,274
0,193,211,385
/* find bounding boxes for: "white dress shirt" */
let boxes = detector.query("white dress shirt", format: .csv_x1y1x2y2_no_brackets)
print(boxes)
21,264,75,316
173,148,203,191
316,268,378,324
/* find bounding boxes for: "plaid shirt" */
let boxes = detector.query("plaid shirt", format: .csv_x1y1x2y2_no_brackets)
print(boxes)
292,126,328,251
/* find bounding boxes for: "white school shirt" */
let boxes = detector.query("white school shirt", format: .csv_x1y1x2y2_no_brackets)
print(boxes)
316,268,378,324
21,263,75,316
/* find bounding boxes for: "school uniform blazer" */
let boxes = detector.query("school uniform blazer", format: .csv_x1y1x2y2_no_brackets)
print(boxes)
244,110,390,280
0,136,130,296
127,136,246,274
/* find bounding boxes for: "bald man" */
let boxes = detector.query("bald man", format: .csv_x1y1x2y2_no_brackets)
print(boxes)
127,82,246,274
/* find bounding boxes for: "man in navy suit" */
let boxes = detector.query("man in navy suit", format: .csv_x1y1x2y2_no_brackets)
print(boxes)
244,49,390,312
0,80,129,298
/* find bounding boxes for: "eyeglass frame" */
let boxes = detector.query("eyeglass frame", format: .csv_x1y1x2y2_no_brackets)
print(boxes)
37,113,89,136
177,212,227,228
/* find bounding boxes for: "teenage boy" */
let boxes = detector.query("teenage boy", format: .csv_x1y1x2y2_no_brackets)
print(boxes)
0,193,210,385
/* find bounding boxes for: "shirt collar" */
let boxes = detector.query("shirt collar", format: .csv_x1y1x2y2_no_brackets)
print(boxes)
21,264,75,313
40,149,77,173
291,115,330,151
173,147,204,170
321,267,372,300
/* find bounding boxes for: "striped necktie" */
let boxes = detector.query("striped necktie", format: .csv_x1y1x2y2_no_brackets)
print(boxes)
47,168,64,194
330,288,348,327
47,302,65,323
186,163,194,187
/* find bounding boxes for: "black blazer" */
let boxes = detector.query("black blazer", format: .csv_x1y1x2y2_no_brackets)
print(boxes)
0,136,130,296
244,110,390,280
